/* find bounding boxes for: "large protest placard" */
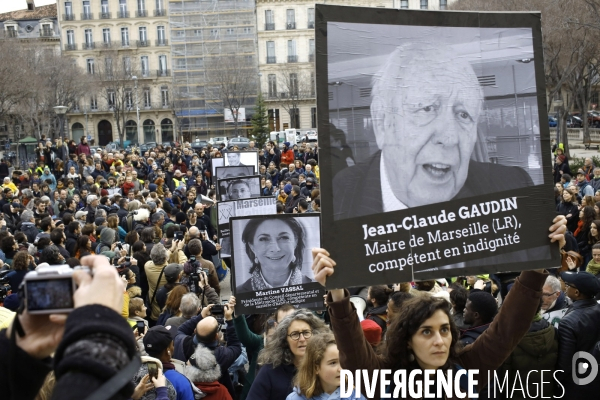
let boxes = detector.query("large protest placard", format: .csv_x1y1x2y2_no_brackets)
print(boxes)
230,214,325,314
216,175,261,201
224,151,259,171
217,197,277,258
316,6,559,288
215,166,255,182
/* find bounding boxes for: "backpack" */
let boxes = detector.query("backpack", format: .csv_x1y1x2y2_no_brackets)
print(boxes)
95,242,105,255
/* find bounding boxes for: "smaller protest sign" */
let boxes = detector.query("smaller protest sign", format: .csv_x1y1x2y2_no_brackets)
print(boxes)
215,166,255,182
224,151,258,171
217,197,277,258
217,175,261,201
230,214,325,314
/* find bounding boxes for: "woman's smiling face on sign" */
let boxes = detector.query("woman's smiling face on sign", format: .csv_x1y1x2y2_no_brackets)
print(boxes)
249,220,297,271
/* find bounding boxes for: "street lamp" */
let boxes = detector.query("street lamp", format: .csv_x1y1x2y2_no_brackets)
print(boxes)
53,105,68,139
132,76,141,145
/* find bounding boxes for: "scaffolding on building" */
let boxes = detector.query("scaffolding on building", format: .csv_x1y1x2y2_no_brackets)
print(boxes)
168,0,258,141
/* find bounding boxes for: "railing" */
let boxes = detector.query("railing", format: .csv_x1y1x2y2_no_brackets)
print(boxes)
154,9,167,16
155,39,168,46
100,12,111,19
157,69,171,77
81,12,93,20
101,40,112,48
83,42,95,49
39,29,55,37
65,43,77,51
118,11,129,18
121,41,131,48
308,22,314,29
136,10,147,17
265,23,275,30
267,56,276,64
288,55,298,63
137,40,149,47
286,22,295,29
309,54,314,62
63,13,75,21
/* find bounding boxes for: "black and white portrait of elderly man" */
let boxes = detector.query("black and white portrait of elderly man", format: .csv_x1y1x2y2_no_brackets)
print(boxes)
332,44,535,221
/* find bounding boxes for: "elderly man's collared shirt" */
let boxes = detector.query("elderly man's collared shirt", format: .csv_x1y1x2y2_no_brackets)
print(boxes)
380,154,408,212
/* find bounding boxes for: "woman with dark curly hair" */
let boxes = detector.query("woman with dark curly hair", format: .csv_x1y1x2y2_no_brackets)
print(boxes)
73,235,93,258
237,218,313,293
246,309,327,400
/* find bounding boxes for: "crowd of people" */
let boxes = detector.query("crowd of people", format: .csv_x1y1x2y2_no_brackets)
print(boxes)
0,135,597,400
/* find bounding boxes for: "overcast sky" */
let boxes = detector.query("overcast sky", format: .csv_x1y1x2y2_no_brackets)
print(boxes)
0,0,56,14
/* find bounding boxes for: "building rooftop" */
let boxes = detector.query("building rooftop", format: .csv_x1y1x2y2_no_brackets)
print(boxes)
0,3,57,22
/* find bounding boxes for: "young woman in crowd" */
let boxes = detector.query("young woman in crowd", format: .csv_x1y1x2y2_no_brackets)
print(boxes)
575,206,596,267
246,310,327,400
286,333,366,400
556,189,579,233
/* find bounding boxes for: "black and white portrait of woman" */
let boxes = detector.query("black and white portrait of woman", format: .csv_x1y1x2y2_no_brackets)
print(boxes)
231,215,320,294
217,176,261,201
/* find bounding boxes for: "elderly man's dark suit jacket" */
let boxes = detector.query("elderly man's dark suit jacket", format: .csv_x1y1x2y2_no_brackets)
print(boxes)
333,151,534,221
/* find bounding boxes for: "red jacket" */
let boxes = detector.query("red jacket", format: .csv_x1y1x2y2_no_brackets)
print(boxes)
280,149,295,166
76,143,91,156
194,382,232,400
122,181,135,196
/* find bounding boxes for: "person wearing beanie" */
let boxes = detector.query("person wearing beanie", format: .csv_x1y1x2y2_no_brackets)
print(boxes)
141,326,196,400
96,227,117,254
185,346,232,400
554,153,571,184
281,142,295,166
360,319,382,348
176,211,187,225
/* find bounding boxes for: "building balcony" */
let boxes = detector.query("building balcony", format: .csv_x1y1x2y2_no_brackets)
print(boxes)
39,29,55,37
137,40,149,47
265,23,275,31
121,41,131,48
83,42,95,50
155,39,168,46
100,12,111,19
63,13,75,21
157,69,171,77
81,12,93,20
154,9,167,17
267,56,276,64
309,54,314,62
65,43,77,51
308,22,315,29
136,10,147,17
118,11,129,18
286,22,295,30
101,40,113,48
288,55,298,63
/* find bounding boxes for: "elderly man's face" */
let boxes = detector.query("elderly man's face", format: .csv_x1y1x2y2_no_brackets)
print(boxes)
373,58,482,207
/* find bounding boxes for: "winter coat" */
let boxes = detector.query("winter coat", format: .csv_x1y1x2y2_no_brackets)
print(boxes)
459,323,490,346
556,201,579,233
40,172,57,191
185,346,232,400
327,270,547,398
20,221,39,244
76,142,91,156
286,387,367,400
246,363,296,400
232,315,264,400
365,304,388,334
498,319,558,399
146,250,187,320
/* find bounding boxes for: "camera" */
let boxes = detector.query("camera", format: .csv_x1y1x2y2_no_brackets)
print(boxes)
116,242,123,250
20,265,90,315
174,231,184,241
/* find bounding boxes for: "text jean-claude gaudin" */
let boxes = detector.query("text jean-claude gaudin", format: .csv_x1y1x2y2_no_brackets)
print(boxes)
339,369,566,399
360,197,523,273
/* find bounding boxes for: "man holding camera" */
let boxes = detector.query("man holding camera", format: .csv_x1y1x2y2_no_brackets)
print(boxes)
183,239,220,296
173,297,241,399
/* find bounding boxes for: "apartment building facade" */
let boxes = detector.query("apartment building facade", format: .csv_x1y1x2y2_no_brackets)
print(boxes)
58,0,174,146
256,0,452,131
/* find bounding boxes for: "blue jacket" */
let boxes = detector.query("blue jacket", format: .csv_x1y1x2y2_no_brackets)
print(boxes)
286,387,366,400
246,363,296,400
164,368,195,400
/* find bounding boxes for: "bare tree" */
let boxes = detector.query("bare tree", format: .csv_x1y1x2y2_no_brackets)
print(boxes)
94,50,139,145
205,55,257,136
276,67,313,129
0,40,29,124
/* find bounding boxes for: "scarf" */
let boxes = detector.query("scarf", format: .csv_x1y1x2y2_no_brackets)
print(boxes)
586,259,600,276
250,265,303,290
574,220,584,237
